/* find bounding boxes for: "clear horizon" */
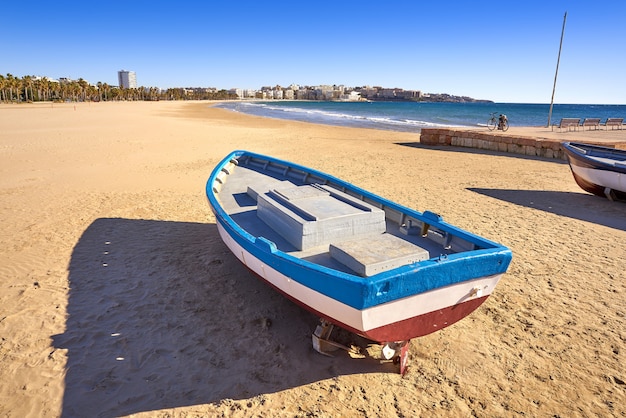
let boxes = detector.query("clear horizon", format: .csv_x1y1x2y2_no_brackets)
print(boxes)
2,1,625,105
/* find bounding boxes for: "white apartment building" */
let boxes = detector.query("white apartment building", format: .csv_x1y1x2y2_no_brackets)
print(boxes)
117,70,137,89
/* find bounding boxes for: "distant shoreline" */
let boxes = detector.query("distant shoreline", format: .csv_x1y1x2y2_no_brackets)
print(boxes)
210,101,626,133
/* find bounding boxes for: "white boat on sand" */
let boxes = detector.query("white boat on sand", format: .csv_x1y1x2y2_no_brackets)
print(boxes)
562,142,626,201
206,150,512,374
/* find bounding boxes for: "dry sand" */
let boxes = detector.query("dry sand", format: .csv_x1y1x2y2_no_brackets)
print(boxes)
0,101,624,417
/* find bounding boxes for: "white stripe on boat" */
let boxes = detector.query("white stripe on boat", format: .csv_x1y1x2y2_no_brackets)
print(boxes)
217,222,499,333
571,165,625,193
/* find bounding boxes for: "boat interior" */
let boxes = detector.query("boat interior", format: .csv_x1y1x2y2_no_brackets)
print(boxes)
213,155,480,277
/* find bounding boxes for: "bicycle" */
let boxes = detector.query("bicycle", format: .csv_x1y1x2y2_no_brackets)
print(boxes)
487,112,509,131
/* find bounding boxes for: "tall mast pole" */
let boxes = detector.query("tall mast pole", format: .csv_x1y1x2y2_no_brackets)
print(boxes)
548,11,567,127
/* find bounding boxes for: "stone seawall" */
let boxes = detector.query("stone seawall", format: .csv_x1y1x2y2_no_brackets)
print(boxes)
419,128,567,160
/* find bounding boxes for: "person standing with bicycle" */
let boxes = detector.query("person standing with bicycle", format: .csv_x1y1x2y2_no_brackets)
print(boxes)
487,112,509,131
498,114,508,130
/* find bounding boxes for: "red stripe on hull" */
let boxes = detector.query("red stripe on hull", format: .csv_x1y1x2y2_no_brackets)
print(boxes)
571,171,626,201
361,296,488,342
571,171,606,198
244,266,489,343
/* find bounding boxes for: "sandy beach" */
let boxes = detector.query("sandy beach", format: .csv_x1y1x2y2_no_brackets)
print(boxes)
1,100,624,417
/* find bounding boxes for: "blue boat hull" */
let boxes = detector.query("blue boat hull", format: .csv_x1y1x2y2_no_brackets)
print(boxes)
206,150,512,342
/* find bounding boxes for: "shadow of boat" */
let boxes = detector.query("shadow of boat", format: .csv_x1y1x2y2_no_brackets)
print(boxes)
53,218,393,417
467,189,626,232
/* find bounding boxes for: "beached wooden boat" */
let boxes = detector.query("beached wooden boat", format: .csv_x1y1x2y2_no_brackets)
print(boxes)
206,150,512,374
562,142,626,201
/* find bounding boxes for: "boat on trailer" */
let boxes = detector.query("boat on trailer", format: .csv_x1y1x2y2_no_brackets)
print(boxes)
206,150,512,374
562,142,626,201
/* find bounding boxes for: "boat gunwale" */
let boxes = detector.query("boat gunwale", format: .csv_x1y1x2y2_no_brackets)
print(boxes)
562,142,626,174
206,150,512,309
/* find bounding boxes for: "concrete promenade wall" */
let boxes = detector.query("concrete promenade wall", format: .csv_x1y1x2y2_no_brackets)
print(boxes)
419,128,568,160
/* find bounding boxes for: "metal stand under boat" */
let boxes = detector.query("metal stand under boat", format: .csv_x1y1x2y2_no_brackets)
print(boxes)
382,341,410,376
604,187,616,201
311,319,410,375
312,319,359,356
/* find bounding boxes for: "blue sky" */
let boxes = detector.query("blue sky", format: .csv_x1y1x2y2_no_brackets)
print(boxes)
2,1,625,104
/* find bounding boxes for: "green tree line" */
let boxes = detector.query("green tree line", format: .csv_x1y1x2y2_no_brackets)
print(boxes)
0,74,237,102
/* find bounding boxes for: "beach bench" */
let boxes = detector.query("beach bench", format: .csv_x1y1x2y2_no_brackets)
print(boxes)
604,118,624,130
581,118,601,130
552,118,580,132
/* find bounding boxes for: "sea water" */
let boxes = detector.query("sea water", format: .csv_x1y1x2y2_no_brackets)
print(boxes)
215,101,626,132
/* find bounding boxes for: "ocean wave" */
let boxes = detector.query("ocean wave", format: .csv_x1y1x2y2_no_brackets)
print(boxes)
216,101,459,131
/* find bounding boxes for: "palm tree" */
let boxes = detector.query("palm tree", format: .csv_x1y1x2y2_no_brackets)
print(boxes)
102,82,110,101
22,75,33,102
96,81,102,101
0,74,5,102
109,86,121,101
32,77,42,101
59,80,70,101
50,78,61,101
77,78,89,101
5,74,16,102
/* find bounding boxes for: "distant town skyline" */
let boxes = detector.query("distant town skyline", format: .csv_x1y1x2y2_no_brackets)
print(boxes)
0,73,489,103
